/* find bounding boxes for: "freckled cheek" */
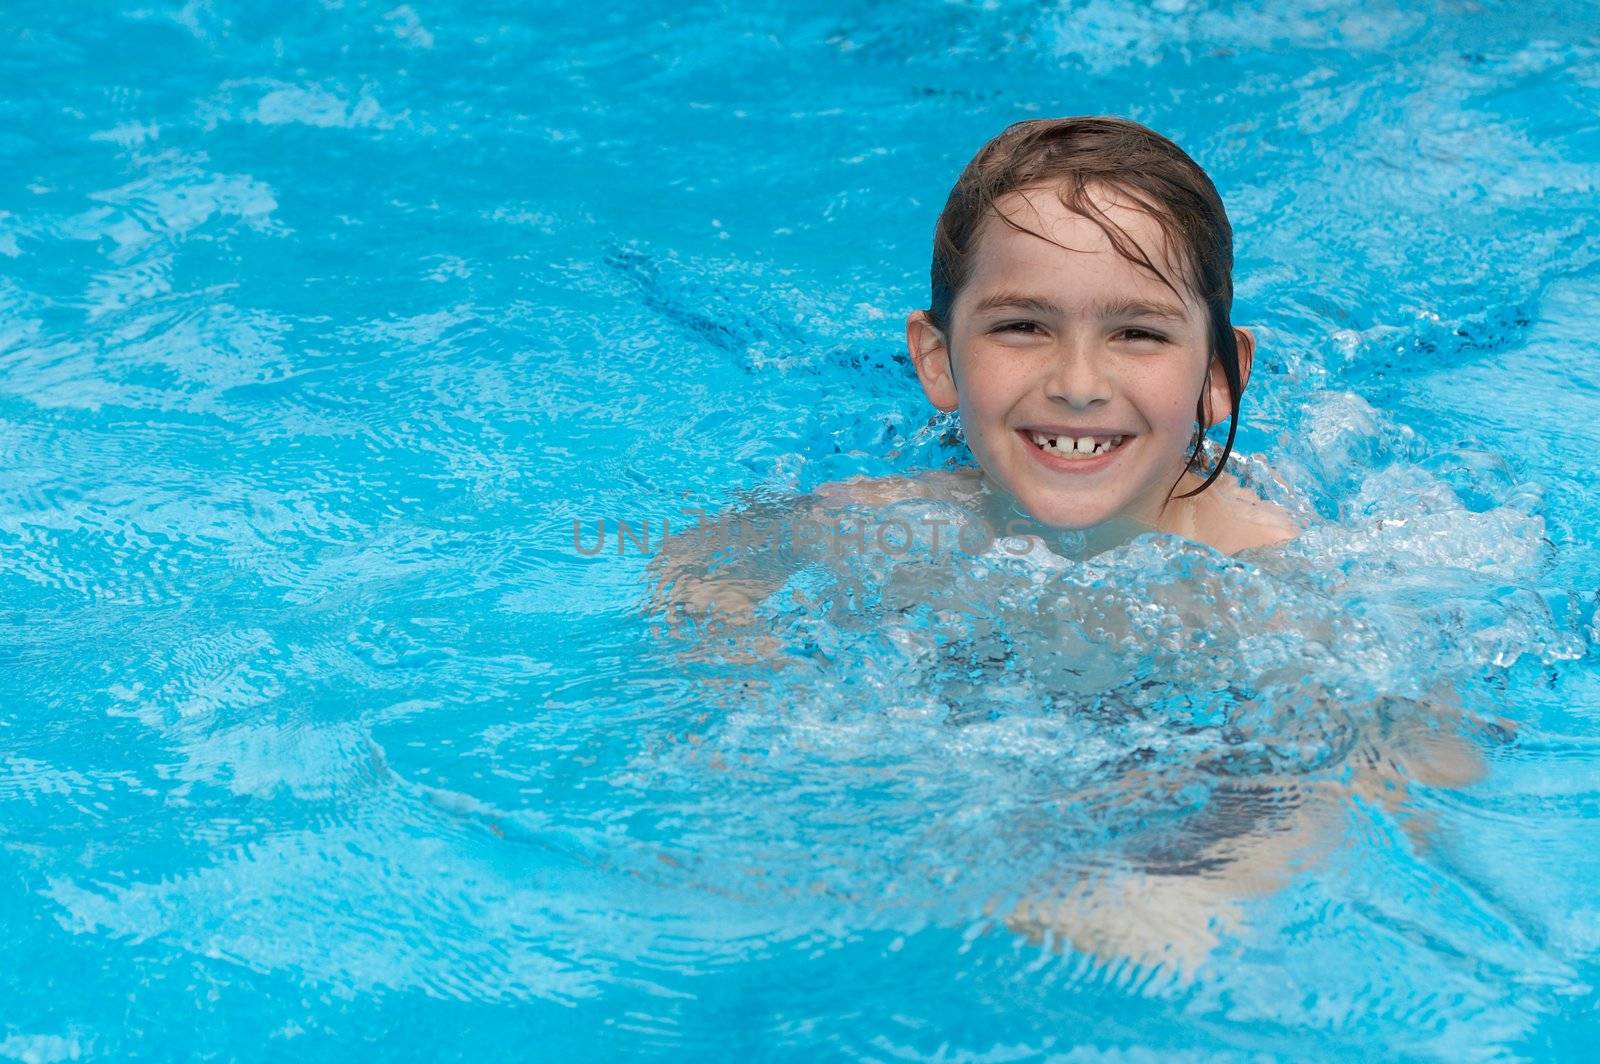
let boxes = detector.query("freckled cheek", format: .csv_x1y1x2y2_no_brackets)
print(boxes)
1125,365,1206,429
958,398,1007,453
954,365,1026,441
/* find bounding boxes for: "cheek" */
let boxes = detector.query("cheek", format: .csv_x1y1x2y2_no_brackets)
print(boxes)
952,357,1018,426
1138,364,1208,431
956,390,1003,451
1158,394,1199,429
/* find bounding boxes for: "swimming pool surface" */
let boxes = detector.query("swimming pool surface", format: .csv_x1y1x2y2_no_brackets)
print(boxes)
4,0,1600,1058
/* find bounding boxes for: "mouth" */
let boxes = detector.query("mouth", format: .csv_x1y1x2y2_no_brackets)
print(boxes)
1017,428,1132,471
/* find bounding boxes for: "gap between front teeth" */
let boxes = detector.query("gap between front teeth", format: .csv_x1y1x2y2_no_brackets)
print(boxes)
1028,431,1124,456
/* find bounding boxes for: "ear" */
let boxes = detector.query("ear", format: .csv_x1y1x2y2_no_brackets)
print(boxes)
907,310,960,412
1203,325,1255,428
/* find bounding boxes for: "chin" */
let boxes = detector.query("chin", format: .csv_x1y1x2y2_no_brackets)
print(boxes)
1015,496,1118,532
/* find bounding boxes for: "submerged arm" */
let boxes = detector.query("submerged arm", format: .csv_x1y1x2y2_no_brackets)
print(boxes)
1009,687,1499,979
648,476,936,632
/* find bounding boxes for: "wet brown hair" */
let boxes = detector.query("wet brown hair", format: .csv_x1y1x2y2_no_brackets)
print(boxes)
927,116,1242,498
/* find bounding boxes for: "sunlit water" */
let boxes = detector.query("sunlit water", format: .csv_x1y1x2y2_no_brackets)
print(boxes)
4,0,1600,1058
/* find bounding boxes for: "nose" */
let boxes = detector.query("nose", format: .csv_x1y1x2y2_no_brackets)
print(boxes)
1043,340,1113,409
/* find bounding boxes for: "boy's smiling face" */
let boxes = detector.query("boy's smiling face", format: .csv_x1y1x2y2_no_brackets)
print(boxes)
908,184,1251,532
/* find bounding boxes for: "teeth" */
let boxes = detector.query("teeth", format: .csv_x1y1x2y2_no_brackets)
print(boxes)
1027,431,1125,458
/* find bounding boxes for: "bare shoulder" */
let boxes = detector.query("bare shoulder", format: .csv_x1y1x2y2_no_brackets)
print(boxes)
813,474,927,507
811,468,979,509
1193,474,1301,555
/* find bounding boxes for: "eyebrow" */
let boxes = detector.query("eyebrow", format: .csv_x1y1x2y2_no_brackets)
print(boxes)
970,292,1190,324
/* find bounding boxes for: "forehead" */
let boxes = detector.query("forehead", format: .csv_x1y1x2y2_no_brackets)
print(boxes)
960,185,1201,314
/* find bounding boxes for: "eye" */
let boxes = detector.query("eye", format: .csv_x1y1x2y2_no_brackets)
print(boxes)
992,320,1044,336
1116,327,1170,344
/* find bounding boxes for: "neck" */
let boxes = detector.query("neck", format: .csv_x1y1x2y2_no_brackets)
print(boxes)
1154,472,1209,540
968,475,1160,560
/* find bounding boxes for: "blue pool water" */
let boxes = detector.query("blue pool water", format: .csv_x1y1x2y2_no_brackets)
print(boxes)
5,0,1600,1058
